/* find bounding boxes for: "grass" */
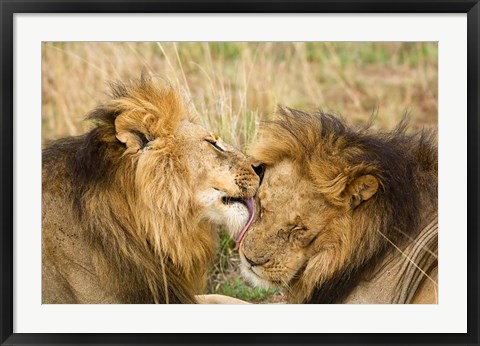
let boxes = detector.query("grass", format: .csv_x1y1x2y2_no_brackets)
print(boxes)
41,42,438,303
207,231,282,303
214,277,280,303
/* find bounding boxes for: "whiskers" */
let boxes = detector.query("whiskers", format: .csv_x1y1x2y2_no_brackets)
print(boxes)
394,226,438,259
376,228,438,303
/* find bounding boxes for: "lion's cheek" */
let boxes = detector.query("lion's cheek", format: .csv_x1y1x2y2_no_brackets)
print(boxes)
195,189,250,236
221,203,250,237
195,189,224,222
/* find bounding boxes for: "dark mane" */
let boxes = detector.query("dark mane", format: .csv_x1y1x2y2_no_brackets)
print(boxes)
42,131,196,304
259,107,437,303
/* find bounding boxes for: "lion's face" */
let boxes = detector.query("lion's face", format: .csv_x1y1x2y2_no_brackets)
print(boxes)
240,161,379,297
176,120,262,237
238,110,382,300
129,119,261,239
239,160,331,288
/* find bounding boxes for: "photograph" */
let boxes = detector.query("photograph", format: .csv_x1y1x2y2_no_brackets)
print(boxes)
41,41,438,305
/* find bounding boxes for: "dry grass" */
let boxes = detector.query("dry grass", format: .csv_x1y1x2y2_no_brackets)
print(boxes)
42,41,437,302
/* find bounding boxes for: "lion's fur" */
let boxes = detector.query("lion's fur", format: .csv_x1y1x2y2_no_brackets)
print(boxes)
42,77,258,303
240,108,437,303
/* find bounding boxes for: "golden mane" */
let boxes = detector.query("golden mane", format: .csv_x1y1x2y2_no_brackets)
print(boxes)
43,77,214,303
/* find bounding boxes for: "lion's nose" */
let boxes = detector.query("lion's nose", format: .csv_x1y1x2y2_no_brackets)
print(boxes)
244,253,269,267
252,164,265,185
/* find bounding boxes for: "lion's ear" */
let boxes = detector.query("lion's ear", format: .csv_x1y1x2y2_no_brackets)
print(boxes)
115,113,153,153
116,130,151,153
345,175,379,208
115,116,152,154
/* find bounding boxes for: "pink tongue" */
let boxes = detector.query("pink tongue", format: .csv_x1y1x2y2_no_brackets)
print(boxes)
235,198,254,250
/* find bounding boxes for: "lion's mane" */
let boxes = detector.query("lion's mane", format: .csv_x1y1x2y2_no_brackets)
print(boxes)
42,77,216,303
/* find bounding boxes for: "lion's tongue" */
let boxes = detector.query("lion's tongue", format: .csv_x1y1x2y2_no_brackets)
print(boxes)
235,198,254,250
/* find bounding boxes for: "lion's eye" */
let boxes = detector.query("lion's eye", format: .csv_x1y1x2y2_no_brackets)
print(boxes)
205,138,225,152
290,226,306,239
291,226,319,247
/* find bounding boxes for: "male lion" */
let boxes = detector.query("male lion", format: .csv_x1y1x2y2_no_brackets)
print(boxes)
42,76,263,304
238,108,437,304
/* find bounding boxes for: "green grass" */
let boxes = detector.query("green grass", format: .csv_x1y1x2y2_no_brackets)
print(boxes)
214,277,279,303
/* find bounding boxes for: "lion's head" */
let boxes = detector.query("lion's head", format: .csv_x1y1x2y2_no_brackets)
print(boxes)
108,77,261,239
42,76,263,303
238,108,437,303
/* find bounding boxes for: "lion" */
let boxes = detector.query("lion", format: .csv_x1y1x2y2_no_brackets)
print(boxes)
238,108,438,304
42,76,263,304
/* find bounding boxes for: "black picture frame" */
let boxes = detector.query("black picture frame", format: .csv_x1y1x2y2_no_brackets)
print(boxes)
1,1,479,345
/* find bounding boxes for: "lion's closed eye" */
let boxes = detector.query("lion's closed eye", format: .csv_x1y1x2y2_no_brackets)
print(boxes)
291,226,320,247
205,138,225,152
